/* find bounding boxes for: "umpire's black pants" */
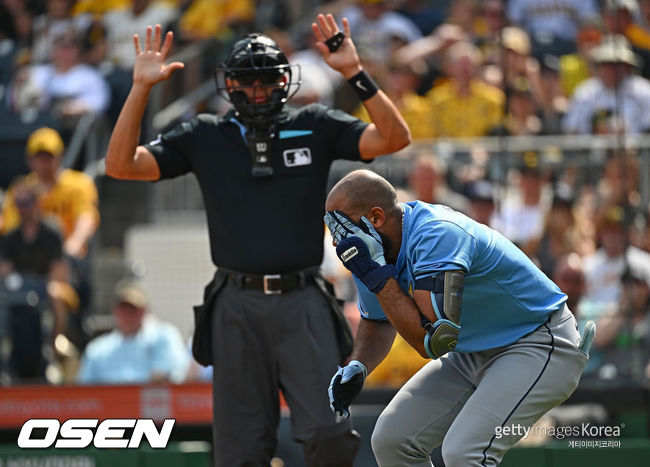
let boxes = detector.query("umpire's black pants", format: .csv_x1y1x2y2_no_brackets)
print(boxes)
211,280,359,466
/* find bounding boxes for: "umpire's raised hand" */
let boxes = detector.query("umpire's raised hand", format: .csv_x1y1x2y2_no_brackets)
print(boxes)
132,24,185,87
311,14,363,79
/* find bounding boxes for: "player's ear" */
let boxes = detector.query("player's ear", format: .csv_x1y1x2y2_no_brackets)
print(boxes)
367,207,385,228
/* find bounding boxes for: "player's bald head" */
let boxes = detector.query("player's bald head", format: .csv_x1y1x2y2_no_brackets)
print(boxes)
326,170,399,217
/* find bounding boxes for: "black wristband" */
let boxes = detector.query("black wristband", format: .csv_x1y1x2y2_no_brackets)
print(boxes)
347,70,379,101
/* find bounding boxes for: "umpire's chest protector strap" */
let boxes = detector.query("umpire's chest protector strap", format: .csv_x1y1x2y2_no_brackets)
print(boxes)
192,268,229,366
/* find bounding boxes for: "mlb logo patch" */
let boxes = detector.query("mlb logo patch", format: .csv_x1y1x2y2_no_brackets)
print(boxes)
283,148,312,167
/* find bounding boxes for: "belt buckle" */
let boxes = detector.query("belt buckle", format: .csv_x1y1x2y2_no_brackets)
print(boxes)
263,274,282,295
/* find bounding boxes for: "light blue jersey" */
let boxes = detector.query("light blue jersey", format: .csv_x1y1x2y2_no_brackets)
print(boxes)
354,201,567,352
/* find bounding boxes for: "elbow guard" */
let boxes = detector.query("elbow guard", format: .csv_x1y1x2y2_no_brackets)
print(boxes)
415,270,465,358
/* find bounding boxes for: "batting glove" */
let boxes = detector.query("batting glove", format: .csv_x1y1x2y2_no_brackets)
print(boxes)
329,360,367,418
325,211,384,261
325,211,396,293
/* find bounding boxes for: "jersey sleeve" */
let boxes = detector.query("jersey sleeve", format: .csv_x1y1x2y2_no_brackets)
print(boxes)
144,118,197,180
316,105,368,162
353,275,389,321
409,219,475,279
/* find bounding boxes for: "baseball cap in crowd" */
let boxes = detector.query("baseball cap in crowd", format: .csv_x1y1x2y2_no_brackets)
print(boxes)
605,0,639,14
26,127,64,157
552,183,575,208
466,180,494,203
591,35,639,67
501,26,531,55
540,54,560,74
519,150,542,176
598,205,627,232
114,281,149,309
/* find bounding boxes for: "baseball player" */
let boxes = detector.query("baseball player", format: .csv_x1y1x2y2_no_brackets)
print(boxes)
324,170,594,466
104,14,410,467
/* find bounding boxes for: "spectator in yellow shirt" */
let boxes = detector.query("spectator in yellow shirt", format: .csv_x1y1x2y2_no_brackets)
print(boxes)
354,61,436,140
426,41,504,138
178,0,254,42
1,127,99,349
1,127,99,259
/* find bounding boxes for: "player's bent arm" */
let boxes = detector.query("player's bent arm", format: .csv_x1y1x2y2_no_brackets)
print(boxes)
105,84,161,181
350,318,397,375
375,279,430,358
358,90,411,160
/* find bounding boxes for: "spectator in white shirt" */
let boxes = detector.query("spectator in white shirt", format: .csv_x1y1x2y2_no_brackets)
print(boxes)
563,35,650,135
342,0,422,60
30,32,110,118
507,0,599,57
77,280,190,385
103,0,178,69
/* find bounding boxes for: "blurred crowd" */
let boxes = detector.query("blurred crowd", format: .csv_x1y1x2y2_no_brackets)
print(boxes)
0,0,648,390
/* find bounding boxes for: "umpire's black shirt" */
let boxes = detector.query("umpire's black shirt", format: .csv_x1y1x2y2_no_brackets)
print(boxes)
145,103,368,274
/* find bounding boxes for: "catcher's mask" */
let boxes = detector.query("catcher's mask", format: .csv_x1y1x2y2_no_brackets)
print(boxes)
215,33,301,126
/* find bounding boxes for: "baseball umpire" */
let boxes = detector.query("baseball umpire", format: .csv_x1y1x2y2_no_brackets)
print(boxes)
324,170,595,466
104,14,410,466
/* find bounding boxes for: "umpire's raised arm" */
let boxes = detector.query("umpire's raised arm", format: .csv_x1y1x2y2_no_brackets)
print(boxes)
312,14,411,159
105,24,184,181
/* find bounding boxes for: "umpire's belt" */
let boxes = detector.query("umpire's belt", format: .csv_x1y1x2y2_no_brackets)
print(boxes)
221,267,317,295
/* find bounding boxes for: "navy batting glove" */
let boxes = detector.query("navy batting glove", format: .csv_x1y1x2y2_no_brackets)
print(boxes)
326,211,396,293
325,211,383,256
336,236,396,293
328,360,367,418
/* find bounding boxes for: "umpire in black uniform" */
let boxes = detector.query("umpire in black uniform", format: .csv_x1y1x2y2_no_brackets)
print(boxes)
105,13,410,466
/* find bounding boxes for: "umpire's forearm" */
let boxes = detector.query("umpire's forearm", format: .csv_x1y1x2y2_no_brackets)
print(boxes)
358,90,411,160
105,83,158,180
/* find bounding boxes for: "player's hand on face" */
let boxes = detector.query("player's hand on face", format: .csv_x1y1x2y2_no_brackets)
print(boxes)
132,24,184,86
311,14,362,79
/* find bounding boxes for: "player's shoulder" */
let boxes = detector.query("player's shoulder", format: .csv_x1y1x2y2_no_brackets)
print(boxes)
406,201,465,225
406,201,478,240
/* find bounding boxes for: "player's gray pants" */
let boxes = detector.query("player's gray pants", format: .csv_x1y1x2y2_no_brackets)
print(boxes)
211,281,359,466
371,305,588,467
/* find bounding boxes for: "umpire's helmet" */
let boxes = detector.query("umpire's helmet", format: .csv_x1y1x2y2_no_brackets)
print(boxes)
215,33,301,126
